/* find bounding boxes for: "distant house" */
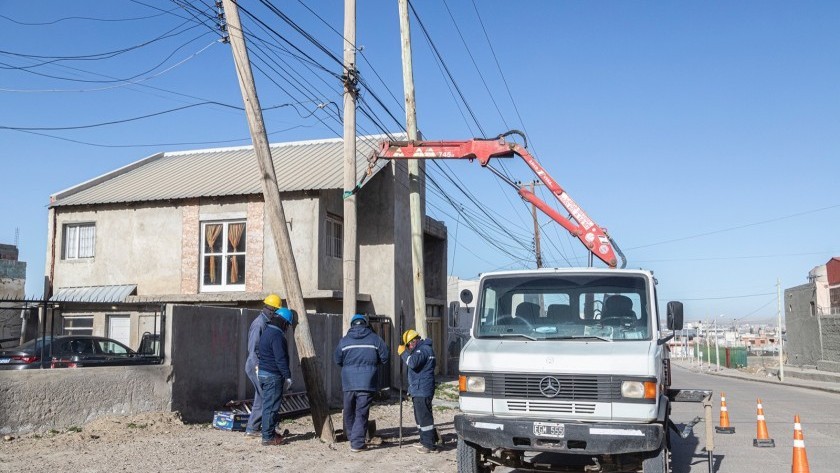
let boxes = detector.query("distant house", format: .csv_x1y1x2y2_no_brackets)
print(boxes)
0,244,27,346
785,258,840,371
44,135,448,360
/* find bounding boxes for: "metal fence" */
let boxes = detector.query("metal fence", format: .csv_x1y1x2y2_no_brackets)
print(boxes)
694,344,747,368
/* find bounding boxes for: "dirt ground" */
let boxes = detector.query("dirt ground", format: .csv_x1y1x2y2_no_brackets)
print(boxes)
0,384,462,473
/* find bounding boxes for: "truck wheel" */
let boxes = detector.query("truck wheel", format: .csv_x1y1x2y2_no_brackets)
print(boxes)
642,446,668,473
457,437,490,473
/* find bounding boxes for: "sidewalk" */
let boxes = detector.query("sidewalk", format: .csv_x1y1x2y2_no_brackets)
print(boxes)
671,358,840,395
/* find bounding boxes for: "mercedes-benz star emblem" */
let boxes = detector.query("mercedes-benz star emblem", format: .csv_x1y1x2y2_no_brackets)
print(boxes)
539,376,562,398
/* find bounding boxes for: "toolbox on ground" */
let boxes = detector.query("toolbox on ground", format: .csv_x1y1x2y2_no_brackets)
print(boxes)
212,411,249,431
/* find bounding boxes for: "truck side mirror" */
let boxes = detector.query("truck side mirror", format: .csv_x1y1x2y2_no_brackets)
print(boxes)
460,289,473,305
667,301,684,331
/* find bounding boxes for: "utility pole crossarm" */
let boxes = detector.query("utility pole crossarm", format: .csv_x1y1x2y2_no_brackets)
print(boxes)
373,135,625,269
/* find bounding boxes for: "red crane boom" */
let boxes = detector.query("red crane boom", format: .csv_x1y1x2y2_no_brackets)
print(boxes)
369,132,625,269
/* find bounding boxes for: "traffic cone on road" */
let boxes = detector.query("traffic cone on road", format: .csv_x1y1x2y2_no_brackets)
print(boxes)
792,415,810,473
753,398,775,447
715,392,735,434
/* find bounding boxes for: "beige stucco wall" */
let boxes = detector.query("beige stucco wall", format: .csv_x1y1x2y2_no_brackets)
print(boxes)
52,202,183,295
261,191,321,297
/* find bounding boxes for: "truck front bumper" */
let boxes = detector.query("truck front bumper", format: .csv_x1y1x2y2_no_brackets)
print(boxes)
455,414,663,455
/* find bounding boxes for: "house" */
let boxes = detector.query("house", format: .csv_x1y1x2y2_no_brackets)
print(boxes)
0,243,27,346
44,135,448,365
785,258,840,371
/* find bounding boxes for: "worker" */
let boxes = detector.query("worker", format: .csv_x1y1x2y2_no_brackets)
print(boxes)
398,329,438,453
333,314,389,452
244,294,281,438
257,307,294,446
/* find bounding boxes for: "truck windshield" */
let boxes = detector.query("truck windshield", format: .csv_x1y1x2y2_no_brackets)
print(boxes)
475,274,652,341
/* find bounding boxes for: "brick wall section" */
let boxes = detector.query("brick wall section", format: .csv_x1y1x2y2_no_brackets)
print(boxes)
180,199,200,294
245,198,264,293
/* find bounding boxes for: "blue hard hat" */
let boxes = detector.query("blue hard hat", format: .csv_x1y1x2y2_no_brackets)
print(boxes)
275,307,293,324
351,314,368,326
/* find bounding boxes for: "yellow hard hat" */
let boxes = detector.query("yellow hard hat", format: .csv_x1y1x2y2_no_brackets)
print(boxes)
402,329,420,345
263,294,282,309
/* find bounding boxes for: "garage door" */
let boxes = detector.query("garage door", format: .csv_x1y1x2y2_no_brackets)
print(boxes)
108,315,131,347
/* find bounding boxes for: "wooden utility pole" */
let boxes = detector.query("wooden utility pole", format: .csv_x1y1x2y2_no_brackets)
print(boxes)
529,181,543,268
398,0,427,337
221,0,334,442
341,0,358,332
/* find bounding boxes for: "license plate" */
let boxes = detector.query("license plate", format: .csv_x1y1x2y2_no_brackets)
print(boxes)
0,358,11,364
533,422,565,438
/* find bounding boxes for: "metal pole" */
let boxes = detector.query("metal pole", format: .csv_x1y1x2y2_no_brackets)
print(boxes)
398,0,427,338
715,317,720,371
221,0,335,442
777,278,784,382
341,0,358,332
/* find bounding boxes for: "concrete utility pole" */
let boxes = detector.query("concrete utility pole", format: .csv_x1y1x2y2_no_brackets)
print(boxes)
221,0,335,442
529,181,543,268
777,278,785,382
398,0,427,337
715,316,721,371
341,0,358,332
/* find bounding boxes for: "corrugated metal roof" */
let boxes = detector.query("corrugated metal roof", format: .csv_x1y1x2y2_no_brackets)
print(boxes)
50,285,137,303
51,134,403,207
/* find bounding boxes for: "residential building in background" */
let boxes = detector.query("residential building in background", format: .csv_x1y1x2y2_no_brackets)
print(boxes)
785,257,840,371
44,135,447,368
0,243,26,346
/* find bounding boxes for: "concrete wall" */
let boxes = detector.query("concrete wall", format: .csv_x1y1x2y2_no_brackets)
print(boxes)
261,191,321,296
52,202,184,295
0,365,173,434
819,315,840,363
785,283,823,366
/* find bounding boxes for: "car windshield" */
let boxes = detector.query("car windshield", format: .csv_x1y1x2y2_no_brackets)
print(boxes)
475,274,653,341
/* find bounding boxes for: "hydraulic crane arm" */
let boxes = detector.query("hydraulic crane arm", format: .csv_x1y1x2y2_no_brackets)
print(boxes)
370,131,626,269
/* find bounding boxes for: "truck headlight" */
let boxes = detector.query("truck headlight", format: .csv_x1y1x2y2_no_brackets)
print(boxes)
621,380,657,399
459,375,485,393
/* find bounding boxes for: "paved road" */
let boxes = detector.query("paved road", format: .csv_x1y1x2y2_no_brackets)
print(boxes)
670,363,840,473
495,363,840,472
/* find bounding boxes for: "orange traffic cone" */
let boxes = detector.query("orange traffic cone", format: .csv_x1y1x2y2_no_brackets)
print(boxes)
753,398,776,447
792,415,810,473
715,392,735,434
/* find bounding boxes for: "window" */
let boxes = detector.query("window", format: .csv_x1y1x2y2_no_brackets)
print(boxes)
201,220,246,291
63,315,94,336
95,339,131,355
62,223,96,259
326,215,343,258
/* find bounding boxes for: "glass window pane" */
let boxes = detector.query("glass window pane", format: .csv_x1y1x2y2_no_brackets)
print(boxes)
204,255,222,285
204,224,223,253
228,254,245,284
78,225,95,257
65,226,78,259
227,223,246,253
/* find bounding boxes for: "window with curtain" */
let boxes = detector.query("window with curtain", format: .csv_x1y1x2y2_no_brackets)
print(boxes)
326,214,343,258
62,223,96,259
201,220,246,291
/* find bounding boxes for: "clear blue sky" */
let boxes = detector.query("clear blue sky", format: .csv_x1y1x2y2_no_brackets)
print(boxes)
2,1,838,324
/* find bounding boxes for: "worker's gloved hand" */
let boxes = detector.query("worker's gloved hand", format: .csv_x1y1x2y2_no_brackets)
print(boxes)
283,378,292,391
255,366,259,375
397,344,406,355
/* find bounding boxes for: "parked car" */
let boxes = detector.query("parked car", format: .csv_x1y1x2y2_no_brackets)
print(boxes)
0,335,159,370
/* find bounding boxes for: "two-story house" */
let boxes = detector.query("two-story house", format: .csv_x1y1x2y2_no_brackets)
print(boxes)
44,135,448,360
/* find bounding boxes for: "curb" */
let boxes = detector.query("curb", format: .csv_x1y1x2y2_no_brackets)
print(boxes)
672,362,840,396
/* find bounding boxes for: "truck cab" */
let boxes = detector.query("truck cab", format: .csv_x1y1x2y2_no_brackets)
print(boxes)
455,268,683,473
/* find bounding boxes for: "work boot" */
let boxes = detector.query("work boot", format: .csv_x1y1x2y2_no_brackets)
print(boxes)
244,430,260,439
261,435,286,446
415,445,437,454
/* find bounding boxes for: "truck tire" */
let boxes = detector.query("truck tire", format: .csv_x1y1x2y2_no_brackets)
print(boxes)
642,446,668,473
457,437,489,473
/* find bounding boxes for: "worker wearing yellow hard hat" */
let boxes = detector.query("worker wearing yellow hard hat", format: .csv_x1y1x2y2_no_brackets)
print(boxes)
398,328,440,453
244,293,283,438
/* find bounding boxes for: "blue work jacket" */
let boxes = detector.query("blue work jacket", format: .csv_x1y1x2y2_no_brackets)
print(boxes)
257,323,292,380
333,325,389,392
401,338,436,398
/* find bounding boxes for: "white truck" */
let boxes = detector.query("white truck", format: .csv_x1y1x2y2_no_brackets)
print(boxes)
369,133,712,471
452,268,710,473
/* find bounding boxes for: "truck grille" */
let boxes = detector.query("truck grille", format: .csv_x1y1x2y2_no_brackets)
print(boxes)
507,400,597,414
489,373,621,401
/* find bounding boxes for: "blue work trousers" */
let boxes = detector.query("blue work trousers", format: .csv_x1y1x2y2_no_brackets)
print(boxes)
412,396,436,449
245,366,263,433
258,372,285,441
343,391,374,450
